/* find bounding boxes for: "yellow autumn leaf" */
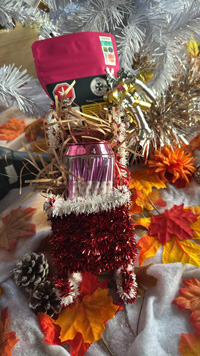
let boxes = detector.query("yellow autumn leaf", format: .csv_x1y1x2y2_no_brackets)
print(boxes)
138,234,161,266
163,236,200,267
135,217,152,229
179,332,200,356
55,288,118,343
129,168,166,195
186,206,200,239
136,190,166,210
185,39,200,57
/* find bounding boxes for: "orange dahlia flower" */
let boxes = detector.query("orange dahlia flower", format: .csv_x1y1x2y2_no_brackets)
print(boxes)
148,146,196,184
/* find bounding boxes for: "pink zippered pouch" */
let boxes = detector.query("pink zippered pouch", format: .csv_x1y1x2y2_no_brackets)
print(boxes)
32,32,119,105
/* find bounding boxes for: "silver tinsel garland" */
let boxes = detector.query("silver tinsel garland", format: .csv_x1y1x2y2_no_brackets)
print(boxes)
0,64,51,116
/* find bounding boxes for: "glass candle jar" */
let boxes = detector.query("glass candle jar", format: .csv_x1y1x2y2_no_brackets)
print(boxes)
64,142,115,200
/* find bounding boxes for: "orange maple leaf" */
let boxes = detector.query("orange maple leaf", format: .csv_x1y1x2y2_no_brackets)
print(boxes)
129,168,166,195
0,206,36,250
0,117,25,141
0,307,19,356
173,278,200,334
179,332,200,356
24,118,45,142
55,288,118,343
137,234,161,266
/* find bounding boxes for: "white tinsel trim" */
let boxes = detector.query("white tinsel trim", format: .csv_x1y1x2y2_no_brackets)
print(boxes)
61,272,82,306
115,263,137,302
44,186,130,217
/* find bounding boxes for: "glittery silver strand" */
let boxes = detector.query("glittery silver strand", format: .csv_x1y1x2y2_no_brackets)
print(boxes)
116,12,146,71
145,1,200,94
45,0,75,11
0,64,51,116
0,0,39,29
59,0,132,34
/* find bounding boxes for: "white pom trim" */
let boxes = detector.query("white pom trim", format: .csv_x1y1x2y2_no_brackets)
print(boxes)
44,186,130,217
115,264,137,303
61,272,82,306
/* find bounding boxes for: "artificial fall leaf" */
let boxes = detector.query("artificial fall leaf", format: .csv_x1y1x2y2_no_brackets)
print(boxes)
148,145,196,184
135,217,152,230
0,206,36,250
186,206,200,240
135,264,158,297
38,313,63,345
129,168,166,195
174,278,200,312
149,204,198,245
31,138,48,153
134,217,152,239
130,189,166,214
163,237,200,267
178,332,200,356
136,190,166,210
130,190,142,214
66,332,90,356
79,272,108,299
185,38,200,57
0,117,25,141
191,309,200,335
0,307,19,356
130,201,142,214
185,134,200,153
24,118,45,142
173,278,200,334
55,288,118,343
137,234,161,266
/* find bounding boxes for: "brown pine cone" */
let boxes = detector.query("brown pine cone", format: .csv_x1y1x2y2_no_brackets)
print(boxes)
13,252,49,292
29,280,61,317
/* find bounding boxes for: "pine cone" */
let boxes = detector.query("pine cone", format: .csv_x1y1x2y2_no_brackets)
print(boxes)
29,280,61,316
13,252,49,292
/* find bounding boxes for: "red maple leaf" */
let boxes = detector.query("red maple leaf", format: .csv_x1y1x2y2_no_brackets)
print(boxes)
0,307,19,356
38,313,63,345
79,272,108,299
149,204,198,245
173,278,200,334
67,332,91,356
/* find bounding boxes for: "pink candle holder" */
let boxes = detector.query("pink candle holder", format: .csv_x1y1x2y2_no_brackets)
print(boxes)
64,142,115,200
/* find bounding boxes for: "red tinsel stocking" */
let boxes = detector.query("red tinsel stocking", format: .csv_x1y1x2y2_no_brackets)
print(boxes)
49,204,137,303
